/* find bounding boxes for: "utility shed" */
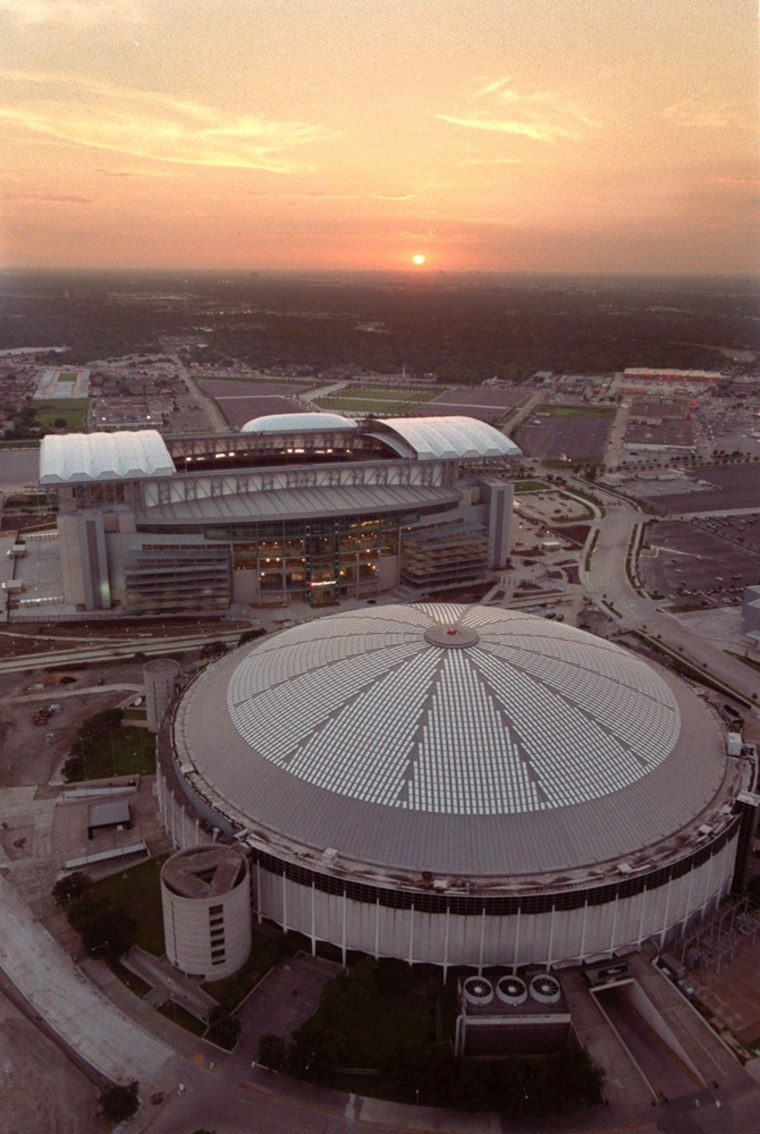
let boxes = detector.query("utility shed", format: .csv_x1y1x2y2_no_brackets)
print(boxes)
87,799,132,840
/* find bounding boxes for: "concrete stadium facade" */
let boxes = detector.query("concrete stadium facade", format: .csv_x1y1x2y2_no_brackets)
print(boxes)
157,604,751,974
39,414,519,615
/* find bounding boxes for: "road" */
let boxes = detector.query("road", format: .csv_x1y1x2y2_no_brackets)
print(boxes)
0,627,246,674
170,352,229,433
577,481,759,708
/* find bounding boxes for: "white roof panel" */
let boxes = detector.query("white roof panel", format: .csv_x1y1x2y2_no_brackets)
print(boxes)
241,412,358,433
377,416,520,460
40,431,175,484
173,605,727,879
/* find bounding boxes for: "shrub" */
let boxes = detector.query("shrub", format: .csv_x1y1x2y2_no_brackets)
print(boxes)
99,1081,139,1121
52,871,92,906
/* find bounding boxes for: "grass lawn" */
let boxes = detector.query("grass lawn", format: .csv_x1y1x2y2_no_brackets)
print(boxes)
75,725,155,780
158,1001,206,1035
34,398,89,431
316,386,439,413
90,854,168,955
344,988,435,1066
514,480,550,492
111,961,152,997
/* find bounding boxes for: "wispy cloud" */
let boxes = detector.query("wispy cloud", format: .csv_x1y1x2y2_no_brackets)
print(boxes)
96,166,176,179
457,156,522,167
373,192,416,200
438,78,601,144
0,71,339,172
0,0,145,26
4,191,94,203
661,92,754,130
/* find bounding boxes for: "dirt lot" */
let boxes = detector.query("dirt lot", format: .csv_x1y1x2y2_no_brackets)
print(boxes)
0,662,148,789
0,988,102,1134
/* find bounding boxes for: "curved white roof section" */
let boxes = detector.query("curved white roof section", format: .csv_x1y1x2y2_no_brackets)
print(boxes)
173,604,727,879
240,412,358,434
40,430,175,484
376,416,520,460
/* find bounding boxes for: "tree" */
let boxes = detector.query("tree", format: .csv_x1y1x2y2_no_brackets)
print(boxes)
201,640,228,660
52,871,92,906
258,1033,287,1071
99,1081,139,1122
206,1006,241,1049
67,891,137,961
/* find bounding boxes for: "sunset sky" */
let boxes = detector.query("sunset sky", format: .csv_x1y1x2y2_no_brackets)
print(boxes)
0,0,757,274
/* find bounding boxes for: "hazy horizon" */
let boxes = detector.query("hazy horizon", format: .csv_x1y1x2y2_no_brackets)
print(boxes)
1,0,757,276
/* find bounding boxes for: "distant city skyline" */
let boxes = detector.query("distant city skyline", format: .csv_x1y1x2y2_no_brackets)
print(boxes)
0,0,757,275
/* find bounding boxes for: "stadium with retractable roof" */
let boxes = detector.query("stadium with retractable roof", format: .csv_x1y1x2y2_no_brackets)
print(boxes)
39,413,519,615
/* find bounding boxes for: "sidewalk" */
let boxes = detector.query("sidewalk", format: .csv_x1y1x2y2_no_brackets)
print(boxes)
0,874,174,1085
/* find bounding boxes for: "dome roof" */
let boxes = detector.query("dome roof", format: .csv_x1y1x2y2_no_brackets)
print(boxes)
173,604,727,880
240,412,357,433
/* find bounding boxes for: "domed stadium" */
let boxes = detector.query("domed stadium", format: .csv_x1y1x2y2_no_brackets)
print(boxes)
157,604,749,972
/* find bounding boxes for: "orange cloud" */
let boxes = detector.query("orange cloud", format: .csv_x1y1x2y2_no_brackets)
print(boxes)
438,79,601,144
0,71,338,172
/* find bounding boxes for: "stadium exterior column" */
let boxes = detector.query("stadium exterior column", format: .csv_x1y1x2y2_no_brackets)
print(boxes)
701,854,715,917
609,893,619,952
659,875,673,949
310,881,316,956
281,872,288,933
512,905,521,974
341,890,347,967
477,907,486,974
579,897,589,961
546,903,556,971
374,896,380,960
637,886,648,946
408,903,415,966
442,905,451,981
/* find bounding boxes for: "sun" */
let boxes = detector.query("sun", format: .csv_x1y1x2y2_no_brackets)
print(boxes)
412,253,426,266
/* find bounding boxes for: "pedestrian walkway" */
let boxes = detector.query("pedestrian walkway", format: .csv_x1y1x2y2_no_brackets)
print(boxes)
0,875,173,1084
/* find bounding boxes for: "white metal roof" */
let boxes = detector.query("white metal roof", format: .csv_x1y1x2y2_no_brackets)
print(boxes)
39,430,175,484
240,412,358,433
173,604,728,879
376,416,521,460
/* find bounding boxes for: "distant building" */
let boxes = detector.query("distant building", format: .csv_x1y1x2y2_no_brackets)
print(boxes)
39,413,520,615
742,585,760,647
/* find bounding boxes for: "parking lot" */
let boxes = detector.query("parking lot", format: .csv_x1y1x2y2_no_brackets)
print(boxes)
641,463,760,514
638,519,760,607
516,405,615,462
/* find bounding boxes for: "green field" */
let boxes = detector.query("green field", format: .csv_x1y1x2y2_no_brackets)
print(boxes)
317,386,439,413
58,372,78,382
513,480,550,492
537,404,616,418
66,724,155,781
89,854,168,955
34,397,89,431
